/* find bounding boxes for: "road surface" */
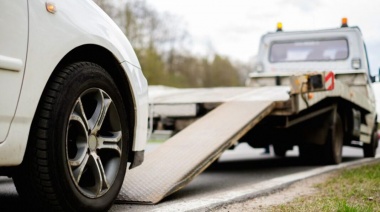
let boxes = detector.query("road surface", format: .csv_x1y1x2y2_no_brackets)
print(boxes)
0,143,378,212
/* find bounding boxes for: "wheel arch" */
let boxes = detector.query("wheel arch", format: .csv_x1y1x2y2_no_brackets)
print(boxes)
48,44,136,163
335,97,375,145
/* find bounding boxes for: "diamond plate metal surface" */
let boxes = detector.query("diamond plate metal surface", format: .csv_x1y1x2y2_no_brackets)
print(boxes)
117,101,274,204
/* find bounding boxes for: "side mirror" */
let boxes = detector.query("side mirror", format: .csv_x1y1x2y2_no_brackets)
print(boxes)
370,75,376,83
370,68,380,83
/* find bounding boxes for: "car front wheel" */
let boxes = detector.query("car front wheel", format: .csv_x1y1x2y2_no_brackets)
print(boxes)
13,62,129,211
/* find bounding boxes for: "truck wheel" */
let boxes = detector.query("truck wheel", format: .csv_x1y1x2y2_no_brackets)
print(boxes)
273,144,288,157
13,62,129,211
323,114,343,164
363,128,378,157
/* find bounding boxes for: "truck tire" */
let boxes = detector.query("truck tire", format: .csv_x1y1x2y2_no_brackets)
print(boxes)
273,144,288,157
363,128,378,157
299,113,343,164
323,113,343,164
13,62,129,211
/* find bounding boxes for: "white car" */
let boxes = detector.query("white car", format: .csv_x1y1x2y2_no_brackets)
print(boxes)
0,0,148,211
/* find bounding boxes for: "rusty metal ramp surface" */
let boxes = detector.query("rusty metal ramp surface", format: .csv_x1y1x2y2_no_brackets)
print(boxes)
117,101,274,204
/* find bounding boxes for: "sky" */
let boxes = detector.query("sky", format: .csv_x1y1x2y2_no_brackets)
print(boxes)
147,0,380,74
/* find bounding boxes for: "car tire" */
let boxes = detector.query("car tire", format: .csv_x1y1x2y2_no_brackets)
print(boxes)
13,62,129,211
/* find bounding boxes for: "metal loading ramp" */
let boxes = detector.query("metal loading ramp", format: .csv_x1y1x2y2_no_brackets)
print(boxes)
117,101,275,204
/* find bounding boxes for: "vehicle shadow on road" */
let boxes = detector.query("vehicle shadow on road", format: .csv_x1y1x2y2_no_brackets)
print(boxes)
208,156,304,171
0,196,27,212
0,178,28,212
208,155,363,171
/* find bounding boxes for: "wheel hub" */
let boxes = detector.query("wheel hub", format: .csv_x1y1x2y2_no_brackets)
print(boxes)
88,135,98,151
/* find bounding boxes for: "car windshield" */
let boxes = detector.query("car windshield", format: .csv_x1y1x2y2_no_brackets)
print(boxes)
269,39,349,63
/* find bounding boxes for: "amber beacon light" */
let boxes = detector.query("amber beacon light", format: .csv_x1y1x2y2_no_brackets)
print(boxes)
341,17,348,27
276,22,283,32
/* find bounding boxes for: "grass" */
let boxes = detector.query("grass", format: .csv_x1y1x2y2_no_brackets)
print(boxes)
269,162,380,212
147,131,171,143
147,139,166,143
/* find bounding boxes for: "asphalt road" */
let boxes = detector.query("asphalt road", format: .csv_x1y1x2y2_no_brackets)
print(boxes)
110,143,377,211
0,143,378,212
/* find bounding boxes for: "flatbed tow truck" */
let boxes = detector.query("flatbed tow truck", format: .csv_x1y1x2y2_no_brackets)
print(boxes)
116,19,378,204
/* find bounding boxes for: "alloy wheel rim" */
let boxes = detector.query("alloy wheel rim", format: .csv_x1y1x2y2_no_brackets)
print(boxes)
66,88,122,198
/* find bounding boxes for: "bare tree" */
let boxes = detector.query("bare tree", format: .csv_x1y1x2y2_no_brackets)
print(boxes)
93,0,124,27
124,0,188,51
93,0,243,88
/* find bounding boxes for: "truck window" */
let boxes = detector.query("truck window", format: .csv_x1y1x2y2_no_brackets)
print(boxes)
269,39,349,63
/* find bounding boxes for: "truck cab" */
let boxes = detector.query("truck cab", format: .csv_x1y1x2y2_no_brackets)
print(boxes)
251,26,370,75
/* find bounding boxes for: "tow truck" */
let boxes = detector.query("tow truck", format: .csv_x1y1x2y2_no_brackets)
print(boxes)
116,18,379,204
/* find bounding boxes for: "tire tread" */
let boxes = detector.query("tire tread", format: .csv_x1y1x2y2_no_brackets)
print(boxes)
14,62,103,211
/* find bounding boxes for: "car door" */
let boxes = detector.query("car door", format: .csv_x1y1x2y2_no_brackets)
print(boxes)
0,1,28,142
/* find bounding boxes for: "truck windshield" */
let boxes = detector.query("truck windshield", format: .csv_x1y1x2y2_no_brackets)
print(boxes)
269,39,348,63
